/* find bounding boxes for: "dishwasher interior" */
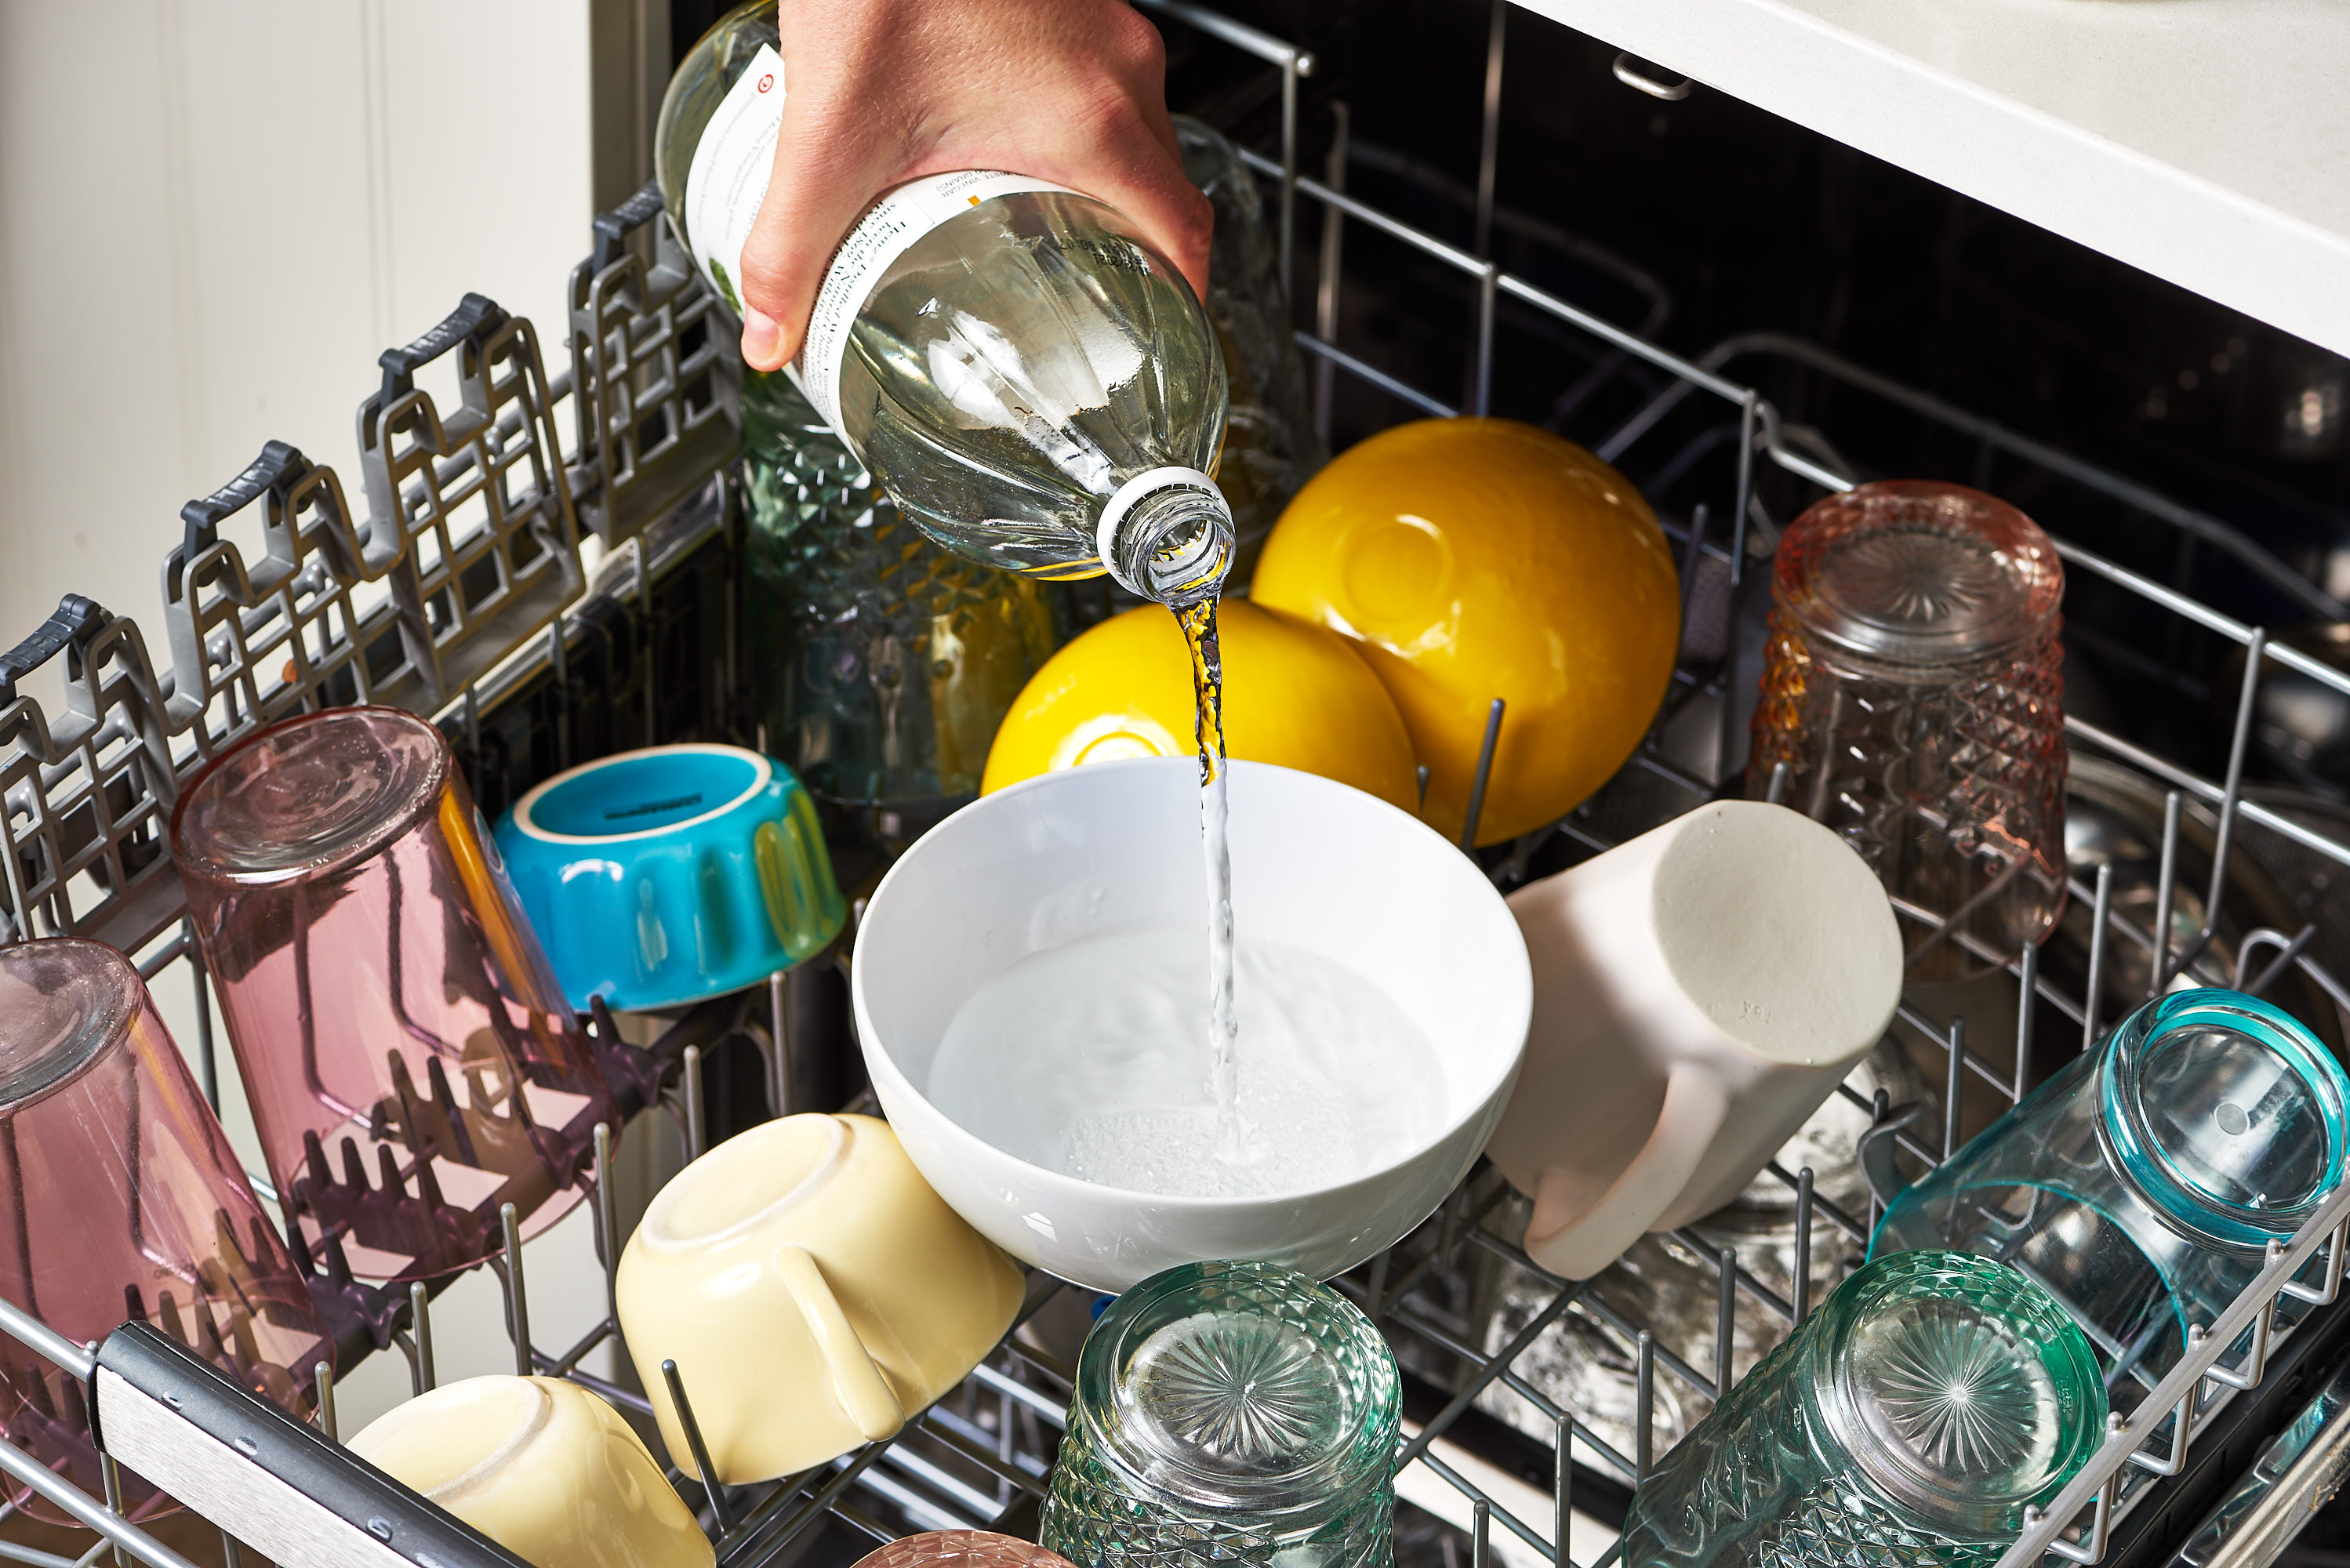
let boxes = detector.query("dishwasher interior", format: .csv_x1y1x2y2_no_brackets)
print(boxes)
2,3,2349,1567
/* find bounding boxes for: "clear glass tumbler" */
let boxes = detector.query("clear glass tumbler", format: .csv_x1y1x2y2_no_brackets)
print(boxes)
1041,1260,1400,1568
1872,989,2348,1413
1747,481,2066,978
741,367,1060,838
0,938,333,1522
171,706,619,1283
1623,1250,2105,1568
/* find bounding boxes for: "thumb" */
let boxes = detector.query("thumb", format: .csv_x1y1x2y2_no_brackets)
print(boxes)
735,105,883,372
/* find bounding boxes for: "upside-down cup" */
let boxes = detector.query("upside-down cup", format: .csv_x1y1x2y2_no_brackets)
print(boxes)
172,706,619,1283
0,939,333,1522
616,1113,1026,1483
348,1375,714,1568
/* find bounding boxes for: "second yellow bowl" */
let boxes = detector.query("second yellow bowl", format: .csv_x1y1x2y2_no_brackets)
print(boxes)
981,598,1418,809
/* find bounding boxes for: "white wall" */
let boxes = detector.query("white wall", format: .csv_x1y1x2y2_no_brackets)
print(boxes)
0,0,603,673
0,0,671,1438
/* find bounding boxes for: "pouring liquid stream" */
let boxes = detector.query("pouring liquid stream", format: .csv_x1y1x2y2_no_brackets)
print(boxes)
1175,595,1246,1159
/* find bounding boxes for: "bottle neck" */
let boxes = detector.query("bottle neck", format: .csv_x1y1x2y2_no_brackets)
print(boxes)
1097,467,1234,606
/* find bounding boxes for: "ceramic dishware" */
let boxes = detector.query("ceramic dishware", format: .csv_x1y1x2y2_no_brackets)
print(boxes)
1485,800,1902,1281
616,1113,1026,1483
172,706,619,1283
1873,988,2349,1407
852,757,1531,1293
1041,1260,1400,1568
348,1375,713,1568
495,743,846,1012
0,939,333,1523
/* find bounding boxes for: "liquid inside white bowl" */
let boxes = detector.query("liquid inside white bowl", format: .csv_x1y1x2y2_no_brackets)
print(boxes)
924,930,1446,1199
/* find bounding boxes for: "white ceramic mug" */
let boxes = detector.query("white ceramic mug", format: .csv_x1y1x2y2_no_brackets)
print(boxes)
853,757,1532,1292
1484,800,1901,1280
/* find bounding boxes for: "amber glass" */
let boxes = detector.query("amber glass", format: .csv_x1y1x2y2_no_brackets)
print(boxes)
1748,481,2066,978
0,939,332,1523
172,707,617,1283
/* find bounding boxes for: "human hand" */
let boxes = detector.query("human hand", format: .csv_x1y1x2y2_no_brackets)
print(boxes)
735,0,1212,372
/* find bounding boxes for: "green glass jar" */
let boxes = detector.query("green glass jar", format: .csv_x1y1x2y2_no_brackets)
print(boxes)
741,369,1059,841
1042,1260,1399,1568
1623,1250,2105,1568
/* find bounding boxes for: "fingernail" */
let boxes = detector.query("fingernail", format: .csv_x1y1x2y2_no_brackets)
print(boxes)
741,307,783,368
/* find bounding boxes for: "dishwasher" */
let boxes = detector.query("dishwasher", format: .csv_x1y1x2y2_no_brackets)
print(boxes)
1,3,2346,1567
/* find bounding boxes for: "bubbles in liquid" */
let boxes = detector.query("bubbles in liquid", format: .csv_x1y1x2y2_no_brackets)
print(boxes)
926,932,1447,1199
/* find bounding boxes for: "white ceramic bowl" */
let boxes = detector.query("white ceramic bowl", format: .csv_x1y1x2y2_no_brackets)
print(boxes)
852,757,1531,1292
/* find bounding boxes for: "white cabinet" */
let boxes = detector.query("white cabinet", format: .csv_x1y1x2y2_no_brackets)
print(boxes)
1518,0,2350,359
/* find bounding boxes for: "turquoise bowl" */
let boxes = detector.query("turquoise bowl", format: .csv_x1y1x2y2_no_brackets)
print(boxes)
494,745,845,1012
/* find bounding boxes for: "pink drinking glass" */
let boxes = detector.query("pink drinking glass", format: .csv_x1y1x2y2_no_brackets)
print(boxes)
852,1534,1078,1568
171,706,618,1283
0,938,333,1523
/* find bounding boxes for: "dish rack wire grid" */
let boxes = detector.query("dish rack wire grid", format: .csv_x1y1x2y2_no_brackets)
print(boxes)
2,4,2349,1566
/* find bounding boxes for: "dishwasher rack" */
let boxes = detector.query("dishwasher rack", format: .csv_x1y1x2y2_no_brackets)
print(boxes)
4,4,2350,1566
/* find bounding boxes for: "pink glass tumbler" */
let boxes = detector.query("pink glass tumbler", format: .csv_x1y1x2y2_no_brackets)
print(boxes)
1747,481,2067,978
0,938,333,1523
171,706,618,1283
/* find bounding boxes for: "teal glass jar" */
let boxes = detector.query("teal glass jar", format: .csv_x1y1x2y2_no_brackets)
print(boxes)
1872,989,2348,1408
1041,1261,1399,1568
1624,1250,2105,1568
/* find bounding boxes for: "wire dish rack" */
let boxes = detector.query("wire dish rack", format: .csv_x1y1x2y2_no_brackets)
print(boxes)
5,4,2350,1567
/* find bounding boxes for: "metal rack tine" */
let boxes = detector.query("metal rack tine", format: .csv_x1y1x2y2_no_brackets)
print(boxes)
1943,1017,1966,1160
1553,1413,1574,1568
501,1201,532,1378
2013,940,2037,1103
1416,764,1432,818
684,1044,706,1161
314,1359,336,1444
1715,1245,1737,1397
594,1121,623,1330
767,971,792,1119
662,1358,736,1535
1764,760,1789,806
409,1280,436,1392
1792,1167,1815,1324
1473,1497,1492,1568
2083,864,2115,1046
2199,628,2265,942
1633,1330,1655,1479
1461,698,1506,852
2150,791,2181,996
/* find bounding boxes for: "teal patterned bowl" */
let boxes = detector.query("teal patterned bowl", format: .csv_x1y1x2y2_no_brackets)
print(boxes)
495,745,844,1012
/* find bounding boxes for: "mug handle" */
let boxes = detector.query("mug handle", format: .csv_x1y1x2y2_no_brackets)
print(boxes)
1524,1065,1731,1280
775,1246,907,1443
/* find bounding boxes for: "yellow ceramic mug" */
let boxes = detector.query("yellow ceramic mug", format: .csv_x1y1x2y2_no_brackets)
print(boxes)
617,1113,1026,1483
347,1375,712,1568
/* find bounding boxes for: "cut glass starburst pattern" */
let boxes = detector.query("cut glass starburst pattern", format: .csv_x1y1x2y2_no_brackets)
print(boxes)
1136,1319,1335,1464
1867,1313,2041,1475
1827,531,2007,631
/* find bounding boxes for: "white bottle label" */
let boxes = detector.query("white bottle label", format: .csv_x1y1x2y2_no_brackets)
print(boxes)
681,44,786,319
790,169,1073,438
681,52,1071,444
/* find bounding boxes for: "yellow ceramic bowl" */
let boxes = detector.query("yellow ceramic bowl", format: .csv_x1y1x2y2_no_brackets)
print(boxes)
1254,419,1679,845
980,598,1419,810
348,1376,714,1568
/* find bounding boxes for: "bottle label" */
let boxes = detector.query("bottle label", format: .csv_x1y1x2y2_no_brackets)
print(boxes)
681,44,786,318
793,169,1073,438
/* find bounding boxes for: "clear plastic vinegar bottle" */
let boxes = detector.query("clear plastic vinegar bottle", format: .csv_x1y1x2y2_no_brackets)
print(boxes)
656,1,1234,605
